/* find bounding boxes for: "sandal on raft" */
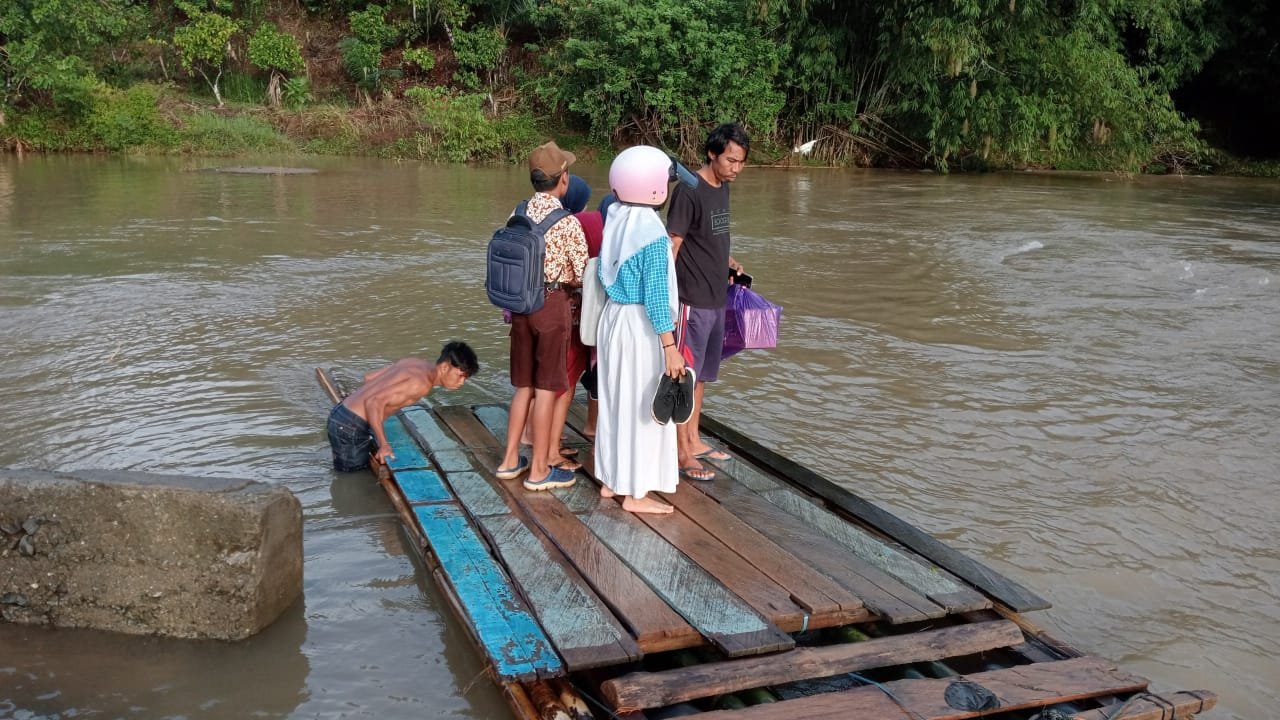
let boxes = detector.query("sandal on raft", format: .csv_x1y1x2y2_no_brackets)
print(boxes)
552,458,582,472
679,465,715,482
495,456,530,480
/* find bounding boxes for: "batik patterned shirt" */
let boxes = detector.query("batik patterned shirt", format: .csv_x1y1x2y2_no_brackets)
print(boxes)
525,192,587,284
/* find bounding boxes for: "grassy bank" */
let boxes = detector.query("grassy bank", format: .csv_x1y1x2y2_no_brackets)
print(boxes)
6,82,1279,177
4,81,553,163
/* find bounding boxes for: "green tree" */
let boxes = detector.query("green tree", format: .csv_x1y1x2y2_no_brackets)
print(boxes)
248,23,305,108
0,0,145,115
544,0,784,153
339,4,402,101
173,3,240,107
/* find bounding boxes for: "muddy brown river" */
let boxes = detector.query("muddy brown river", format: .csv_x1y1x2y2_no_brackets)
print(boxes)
1,156,1275,718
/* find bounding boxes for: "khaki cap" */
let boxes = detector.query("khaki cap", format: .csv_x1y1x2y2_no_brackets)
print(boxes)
529,141,576,176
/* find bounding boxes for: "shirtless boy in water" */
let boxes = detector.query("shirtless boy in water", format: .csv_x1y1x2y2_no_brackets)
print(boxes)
326,341,479,471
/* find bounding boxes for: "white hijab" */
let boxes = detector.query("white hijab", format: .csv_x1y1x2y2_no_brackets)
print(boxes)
599,203,678,321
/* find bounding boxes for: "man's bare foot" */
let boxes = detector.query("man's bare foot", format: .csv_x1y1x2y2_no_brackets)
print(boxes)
599,485,615,498
622,495,673,514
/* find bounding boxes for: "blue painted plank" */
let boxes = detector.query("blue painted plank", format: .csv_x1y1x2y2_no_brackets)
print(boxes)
412,504,564,681
394,468,452,505
382,415,430,471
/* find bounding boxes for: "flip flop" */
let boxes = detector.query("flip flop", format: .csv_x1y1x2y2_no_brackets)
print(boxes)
552,458,582,472
679,465,715,482
559,447,579,458
695,448,731,461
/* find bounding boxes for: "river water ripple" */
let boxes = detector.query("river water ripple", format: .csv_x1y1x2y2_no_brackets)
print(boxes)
0,157,1275,719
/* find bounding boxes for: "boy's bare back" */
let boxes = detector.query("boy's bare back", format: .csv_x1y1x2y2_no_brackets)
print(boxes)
342,358,437,422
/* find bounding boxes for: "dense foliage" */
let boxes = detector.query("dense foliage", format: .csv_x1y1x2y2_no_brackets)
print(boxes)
1,0,1276,170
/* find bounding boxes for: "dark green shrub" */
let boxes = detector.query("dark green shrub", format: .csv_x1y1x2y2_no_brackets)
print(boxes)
87,83,178,150
349,4,399,48
452,25,504,89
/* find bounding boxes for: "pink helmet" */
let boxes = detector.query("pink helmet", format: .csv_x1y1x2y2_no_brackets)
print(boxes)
609,145,672,206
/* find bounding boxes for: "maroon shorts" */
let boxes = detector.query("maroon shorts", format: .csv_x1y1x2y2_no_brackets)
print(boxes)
510,289,571,392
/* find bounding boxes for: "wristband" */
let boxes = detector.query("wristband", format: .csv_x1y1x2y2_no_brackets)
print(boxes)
662,342,675,348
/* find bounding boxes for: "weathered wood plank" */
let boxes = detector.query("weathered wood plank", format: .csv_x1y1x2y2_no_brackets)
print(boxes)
399,404,474,473
510,411,795,654
521,490,702,654
447,471,511,518
698,452,989,613
694,656,1148,720
1071,691,1217,720
557,417,938,625
759,488,990,613
710,489,944,623
393,468,453,505
472,403,524,460
381,415,431,471
664,482,870,623
433,404,702,654
476,402,592,451
601,619,1026,710
477,514,642,669
629,503,810,632
700,414,1051,612
416,411,643,670
410,503,563,682
572,499,795,657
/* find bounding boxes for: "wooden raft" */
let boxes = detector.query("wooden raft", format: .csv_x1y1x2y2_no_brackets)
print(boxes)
316,370,1217,720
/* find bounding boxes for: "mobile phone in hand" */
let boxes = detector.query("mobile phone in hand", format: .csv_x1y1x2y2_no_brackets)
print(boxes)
729,270,753,288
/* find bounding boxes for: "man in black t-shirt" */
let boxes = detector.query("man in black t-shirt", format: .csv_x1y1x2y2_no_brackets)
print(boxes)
666,123,749,481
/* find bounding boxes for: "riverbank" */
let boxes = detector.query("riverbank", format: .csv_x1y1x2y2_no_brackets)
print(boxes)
6,84,1279,177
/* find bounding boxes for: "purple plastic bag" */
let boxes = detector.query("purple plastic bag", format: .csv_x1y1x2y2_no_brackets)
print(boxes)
722,284,782,359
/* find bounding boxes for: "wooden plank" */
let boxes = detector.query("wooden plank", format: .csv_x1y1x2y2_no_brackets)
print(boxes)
694,656,1148,720
447,471,511,518
554,429,937,624
381,414,431,471
522,489,702,654
629,503,811,632
570,496,795,657
472,403,516,446
601,619,1026,710
759,488,990,613
477,514,642,669
416,414,642,670
399,404,474,473
710,489,944,624
1071,691,1217,720
699,453,989,613
701,414,1051,612
474,410,794,655
410,503,563,682
664,482,870,623
476,402,591,451
433,404,702,654
393,468,453,505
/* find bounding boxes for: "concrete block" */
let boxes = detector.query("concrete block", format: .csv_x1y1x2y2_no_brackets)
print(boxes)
0,468,302,641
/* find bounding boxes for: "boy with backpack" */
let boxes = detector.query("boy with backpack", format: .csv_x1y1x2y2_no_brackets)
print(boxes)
490,141,587,491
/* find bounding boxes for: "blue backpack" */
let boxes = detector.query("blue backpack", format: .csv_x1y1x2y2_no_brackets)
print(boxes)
485,201,570,315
